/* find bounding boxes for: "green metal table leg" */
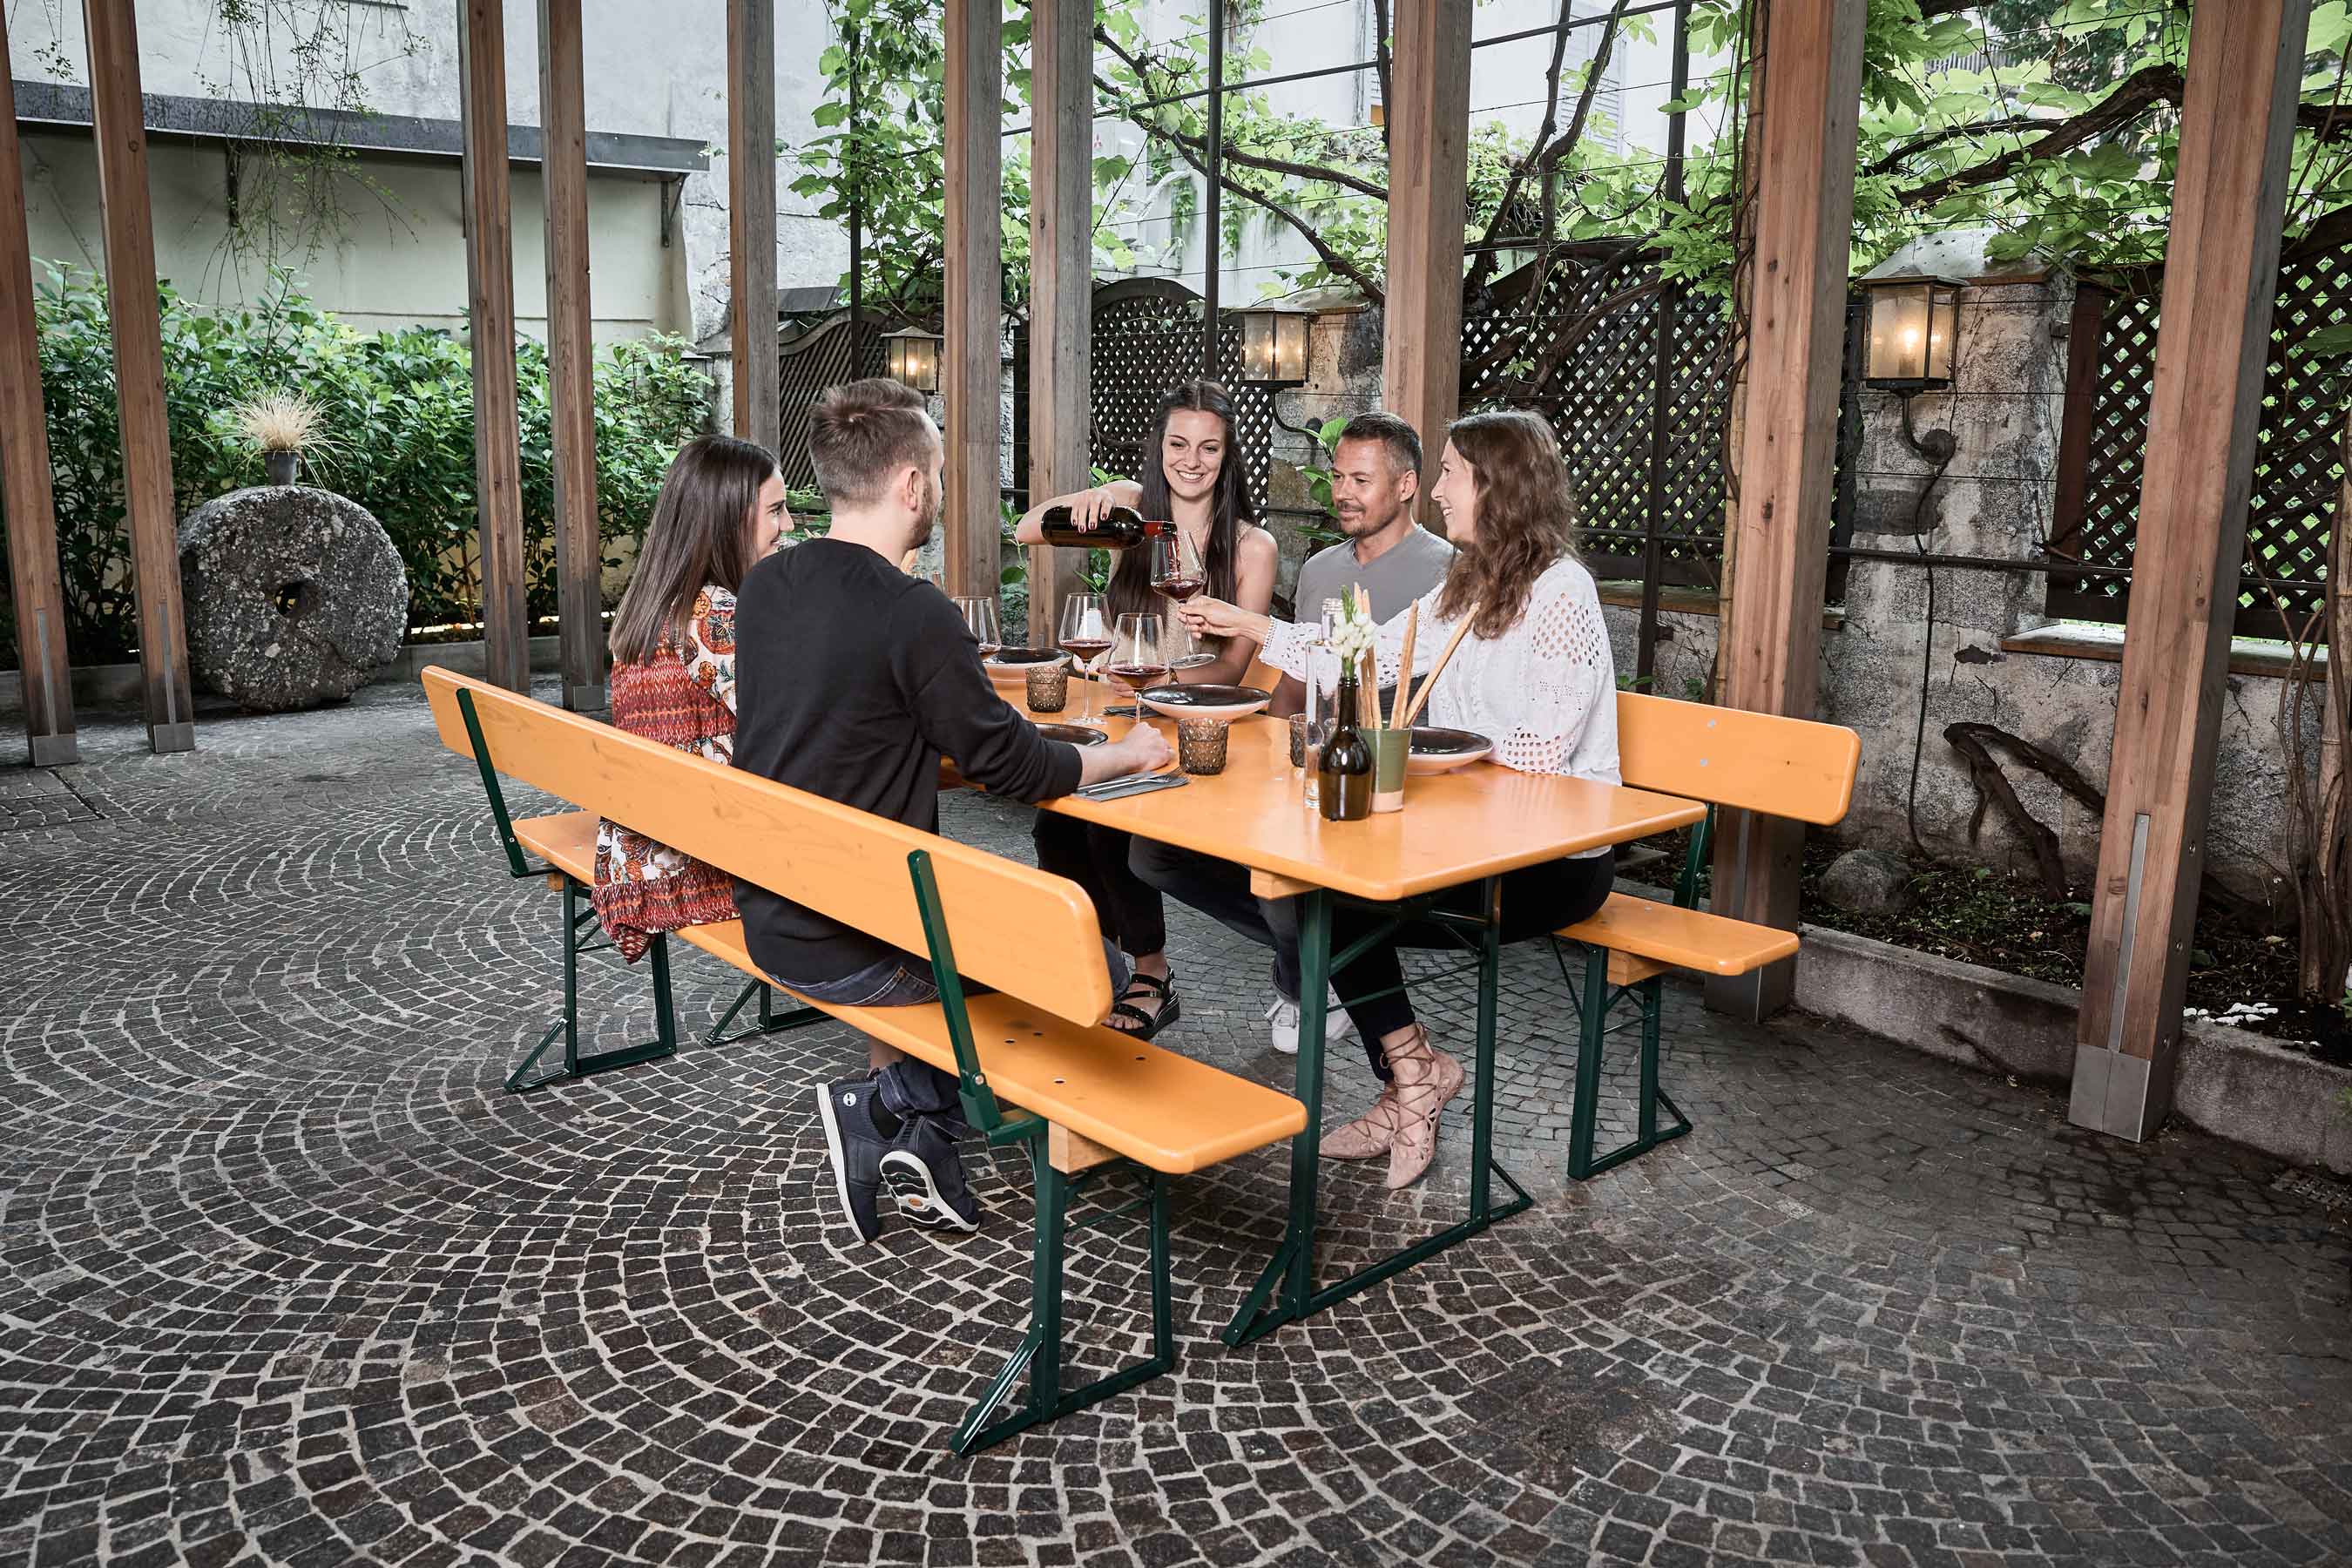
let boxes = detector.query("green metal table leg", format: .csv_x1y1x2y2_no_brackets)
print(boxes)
1466,876,1503,1223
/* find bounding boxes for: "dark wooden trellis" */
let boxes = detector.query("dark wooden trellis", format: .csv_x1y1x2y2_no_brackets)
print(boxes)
1078,277,1276,512
2050,230,2343,641
1459,248,1741,586
773,313,891,490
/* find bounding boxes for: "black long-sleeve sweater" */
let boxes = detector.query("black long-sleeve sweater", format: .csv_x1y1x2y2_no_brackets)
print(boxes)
731,538,1083,982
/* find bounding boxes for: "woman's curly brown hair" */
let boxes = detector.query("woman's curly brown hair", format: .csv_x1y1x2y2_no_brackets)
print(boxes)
1433,410,1580,639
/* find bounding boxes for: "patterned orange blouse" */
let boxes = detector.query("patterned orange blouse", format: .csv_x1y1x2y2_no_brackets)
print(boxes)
592,585,740,962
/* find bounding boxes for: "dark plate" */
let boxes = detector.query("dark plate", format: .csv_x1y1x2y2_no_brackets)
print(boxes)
1135,684,1271,708
1409,726,1490,756
1035,723,1110,746
984,647,1063,665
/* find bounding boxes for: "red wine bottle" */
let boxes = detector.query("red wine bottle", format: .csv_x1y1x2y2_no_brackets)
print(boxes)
1037,505,1166,549
1318,672,1374,821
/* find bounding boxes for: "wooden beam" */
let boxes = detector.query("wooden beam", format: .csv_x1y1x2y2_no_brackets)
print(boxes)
728,0,779,445
539,0,605,713
457,0,530,693
0,10,76,767
1025,0,1090,646
1702,0,1869,1021
943,0,1004,600
83,0,193,753
1381,1,1471,530
2073,0,2311,1141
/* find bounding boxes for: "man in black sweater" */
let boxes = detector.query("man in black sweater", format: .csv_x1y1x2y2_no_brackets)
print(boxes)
733,378,1167,1244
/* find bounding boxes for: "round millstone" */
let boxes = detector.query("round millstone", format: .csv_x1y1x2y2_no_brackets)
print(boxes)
177,484,409,713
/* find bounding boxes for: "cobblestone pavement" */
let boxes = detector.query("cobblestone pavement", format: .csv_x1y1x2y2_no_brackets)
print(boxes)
2,682,2349,1568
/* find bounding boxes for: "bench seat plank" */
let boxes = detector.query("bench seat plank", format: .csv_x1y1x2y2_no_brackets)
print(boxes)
1558,891,1801,977
511,812,1306,1176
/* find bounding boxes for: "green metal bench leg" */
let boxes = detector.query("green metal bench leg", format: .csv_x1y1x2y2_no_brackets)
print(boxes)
1561,945,1693,1180
507,878,682,1092
952,1146,1178,1456
703,979,825,1047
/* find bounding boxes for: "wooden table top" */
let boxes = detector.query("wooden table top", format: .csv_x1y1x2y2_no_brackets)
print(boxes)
1007,686,1707,903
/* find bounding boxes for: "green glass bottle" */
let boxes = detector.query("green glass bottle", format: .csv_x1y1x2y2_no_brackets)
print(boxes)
1318,669,1374,822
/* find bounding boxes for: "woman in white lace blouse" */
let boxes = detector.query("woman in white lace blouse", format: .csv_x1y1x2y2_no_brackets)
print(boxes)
1179,410,1619,1188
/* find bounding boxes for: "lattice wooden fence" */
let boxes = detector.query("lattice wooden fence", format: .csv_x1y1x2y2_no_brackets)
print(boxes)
1079,277,1275,513
773,314,890,490
2051,234,2342,640
1459,248,1757,585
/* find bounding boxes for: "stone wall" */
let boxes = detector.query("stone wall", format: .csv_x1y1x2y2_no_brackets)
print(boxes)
1262,271,2317,913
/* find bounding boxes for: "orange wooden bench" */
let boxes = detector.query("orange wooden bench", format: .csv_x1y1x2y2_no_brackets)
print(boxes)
1551,692,1862,1178
421,666,1305,1453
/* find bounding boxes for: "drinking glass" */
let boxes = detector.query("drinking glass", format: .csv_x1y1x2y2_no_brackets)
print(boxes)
1057,592,1113,725
1151,527,1215,671
952,596,1002,659
1105,613,1170,706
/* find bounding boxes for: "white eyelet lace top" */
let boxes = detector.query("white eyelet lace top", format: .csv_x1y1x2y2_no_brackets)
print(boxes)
1261,555,1621,856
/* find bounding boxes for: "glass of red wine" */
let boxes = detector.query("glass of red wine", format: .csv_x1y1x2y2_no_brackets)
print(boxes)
1106,613,1170,721
952,596,1002,660
1057,592,1112,726
1151,528,1216,671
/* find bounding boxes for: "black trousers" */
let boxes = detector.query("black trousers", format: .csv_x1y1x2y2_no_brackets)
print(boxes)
1328,850,1617,1055
1031,814,1167,959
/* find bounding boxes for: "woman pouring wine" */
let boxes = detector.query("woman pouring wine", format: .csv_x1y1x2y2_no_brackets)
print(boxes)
1011,380,1279,1037
1176,409,1620,1188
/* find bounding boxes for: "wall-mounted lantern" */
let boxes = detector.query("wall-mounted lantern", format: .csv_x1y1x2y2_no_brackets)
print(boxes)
1233,302,1313,389
882,325,943,394
1859,271,1964,391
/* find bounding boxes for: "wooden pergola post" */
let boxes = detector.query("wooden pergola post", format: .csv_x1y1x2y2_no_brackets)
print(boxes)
1703,0,1869,1020
0,14,76,767
942,0,1004,600
2073,0,2311,1140
728,0,780,445
456,0,530,693
1382,0,1472,525
539,0,605,712
84,0,194,754
1025,0,1090,645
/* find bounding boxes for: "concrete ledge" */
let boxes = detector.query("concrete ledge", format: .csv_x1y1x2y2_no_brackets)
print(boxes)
1789,920,2352,1176
2,636,568,719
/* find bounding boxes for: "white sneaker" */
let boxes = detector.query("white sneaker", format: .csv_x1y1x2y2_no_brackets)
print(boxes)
1265,990,1355,1056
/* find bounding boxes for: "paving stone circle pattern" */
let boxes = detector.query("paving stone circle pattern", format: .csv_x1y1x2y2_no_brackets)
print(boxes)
0,681,2348,1568
177,485,409,713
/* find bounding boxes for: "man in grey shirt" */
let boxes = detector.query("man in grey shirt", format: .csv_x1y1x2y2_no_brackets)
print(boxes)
1275,416,1456,719
1131,411,1455,1058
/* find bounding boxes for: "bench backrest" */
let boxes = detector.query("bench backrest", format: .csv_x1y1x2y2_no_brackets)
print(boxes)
421,666,1116,1030
1614,690,1858,826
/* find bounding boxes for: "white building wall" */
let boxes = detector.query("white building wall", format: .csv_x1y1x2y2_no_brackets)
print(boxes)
5,0,845,343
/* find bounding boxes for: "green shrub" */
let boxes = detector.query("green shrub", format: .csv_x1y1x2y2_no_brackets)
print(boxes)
1,267,711,666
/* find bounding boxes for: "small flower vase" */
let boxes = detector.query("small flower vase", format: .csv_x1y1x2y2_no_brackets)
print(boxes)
265,449,300,486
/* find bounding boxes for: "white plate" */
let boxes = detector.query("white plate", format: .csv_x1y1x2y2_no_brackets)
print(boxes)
983,650,1064,685
1406,726,1492,774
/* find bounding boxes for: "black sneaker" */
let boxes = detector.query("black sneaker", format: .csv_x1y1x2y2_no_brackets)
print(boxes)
879,1113,982,1232
814,1074,895,1243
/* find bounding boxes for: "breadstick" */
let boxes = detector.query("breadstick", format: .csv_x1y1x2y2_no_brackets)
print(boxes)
1396,607,1478,731
1388,604,1419,730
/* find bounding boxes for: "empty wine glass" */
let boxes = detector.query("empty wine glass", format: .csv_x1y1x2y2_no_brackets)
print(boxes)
952,596,1003,659
1057,592,1112,725
1152,529,1216,670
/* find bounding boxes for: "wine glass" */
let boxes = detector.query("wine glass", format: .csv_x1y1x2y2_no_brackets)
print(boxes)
952,596,1002,659
1151,528,1215,672
1106,613,1169,720
1057,591,1112,725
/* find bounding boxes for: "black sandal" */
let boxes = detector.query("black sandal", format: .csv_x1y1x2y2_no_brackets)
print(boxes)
1108,969,1181,1040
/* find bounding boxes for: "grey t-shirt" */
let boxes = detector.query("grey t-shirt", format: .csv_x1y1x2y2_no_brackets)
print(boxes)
1291,524,1456,708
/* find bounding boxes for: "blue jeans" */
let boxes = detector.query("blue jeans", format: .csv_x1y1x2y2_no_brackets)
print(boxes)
774,942,1133,1117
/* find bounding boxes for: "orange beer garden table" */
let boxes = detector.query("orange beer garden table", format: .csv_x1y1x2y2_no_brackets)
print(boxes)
985,685,1707,1344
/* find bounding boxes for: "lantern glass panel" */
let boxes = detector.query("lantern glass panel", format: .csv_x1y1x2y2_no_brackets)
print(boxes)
1866,283,1933,383
1927,287,1959,383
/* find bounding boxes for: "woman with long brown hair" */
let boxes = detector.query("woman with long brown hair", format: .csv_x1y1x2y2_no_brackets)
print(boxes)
592,433,789,961
1013,380,1279,1036
1179,409,1619,1186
